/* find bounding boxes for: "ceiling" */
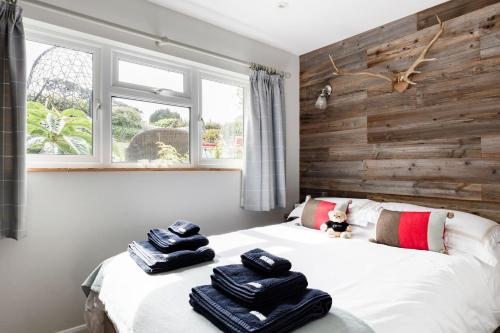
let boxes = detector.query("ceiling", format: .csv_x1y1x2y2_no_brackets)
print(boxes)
148,0,448,55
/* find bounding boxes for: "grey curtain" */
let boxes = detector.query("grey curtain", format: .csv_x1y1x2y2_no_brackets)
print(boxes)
242,70,286,211
1,1,26,240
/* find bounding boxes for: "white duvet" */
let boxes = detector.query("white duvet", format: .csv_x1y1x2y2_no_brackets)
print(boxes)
97,222,500,333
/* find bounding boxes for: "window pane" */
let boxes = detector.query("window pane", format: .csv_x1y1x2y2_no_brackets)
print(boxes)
26,40,93,155
201,79,244,160
118,60,184,93
112,97,190,165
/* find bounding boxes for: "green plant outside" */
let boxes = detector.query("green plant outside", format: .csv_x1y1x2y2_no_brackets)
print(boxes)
203,128,220,144
204,121,221,130
112,106,143,142
156,142,188,162
149,108,181,123
27,101,92,155
154,118,187,129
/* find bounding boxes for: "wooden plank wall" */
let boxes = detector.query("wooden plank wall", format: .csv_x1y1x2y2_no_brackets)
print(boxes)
300,0,500,223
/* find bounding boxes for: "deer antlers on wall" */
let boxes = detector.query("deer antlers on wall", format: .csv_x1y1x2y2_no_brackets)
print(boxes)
329,16,445,93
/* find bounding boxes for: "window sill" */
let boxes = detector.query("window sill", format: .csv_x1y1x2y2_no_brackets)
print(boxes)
27,167,241,173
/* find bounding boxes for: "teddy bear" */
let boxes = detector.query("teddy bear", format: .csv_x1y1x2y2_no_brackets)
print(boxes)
320,200,353,239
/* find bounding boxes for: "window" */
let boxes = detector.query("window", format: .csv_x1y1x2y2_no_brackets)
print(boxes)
200,78,244,162
112,97,190,165
26,40,95,157
25,26,248,169
117,59,184,94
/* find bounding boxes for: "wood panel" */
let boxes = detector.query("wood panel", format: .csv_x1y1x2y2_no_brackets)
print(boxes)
417,0,500,30
482,135,500,157
300,138,481,162
300,0,500,223
367,194,500,222
483,184,500,202
481,31,500,58
364,159,500,183
301,178,482,201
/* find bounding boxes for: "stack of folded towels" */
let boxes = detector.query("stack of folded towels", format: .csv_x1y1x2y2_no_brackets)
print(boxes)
190,248,332,333
128,220,215,274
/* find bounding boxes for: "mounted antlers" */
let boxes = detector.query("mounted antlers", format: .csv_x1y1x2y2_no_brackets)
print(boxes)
329,16,445,93
329,55,394,83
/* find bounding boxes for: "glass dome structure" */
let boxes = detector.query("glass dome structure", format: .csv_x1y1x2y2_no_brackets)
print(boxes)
27,46,93,115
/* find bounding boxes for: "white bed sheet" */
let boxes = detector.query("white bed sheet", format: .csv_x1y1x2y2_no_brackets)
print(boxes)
98,222,500,333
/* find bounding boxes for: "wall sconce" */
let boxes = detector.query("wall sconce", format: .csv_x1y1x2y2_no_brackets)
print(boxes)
314,85,332,110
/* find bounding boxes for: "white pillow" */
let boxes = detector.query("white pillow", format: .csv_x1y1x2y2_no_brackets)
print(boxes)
288,197,381,227
347,199,383,227
379,202,431,213
446,211,500,266
287,195,311,219
378,202,500,266
288,206,304,220
496,245,500,281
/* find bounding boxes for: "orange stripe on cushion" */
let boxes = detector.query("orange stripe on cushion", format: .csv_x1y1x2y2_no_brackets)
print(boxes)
399,212,430,250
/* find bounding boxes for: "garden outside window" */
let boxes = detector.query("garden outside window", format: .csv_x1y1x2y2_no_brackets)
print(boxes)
25,25,248,169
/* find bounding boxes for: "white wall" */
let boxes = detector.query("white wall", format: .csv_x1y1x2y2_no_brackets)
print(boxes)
0,1,299,332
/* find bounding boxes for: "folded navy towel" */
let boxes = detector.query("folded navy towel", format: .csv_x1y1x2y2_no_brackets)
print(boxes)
211,264,308,307
168,220,200,237
128,240,215,274
190,285,332,333
148,228,209,253
241,248,291,276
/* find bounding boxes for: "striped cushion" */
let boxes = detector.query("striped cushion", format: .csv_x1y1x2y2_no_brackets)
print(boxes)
301,199,337,230
375,209,447,253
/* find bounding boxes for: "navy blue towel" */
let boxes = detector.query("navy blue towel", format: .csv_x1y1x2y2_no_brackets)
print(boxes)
241,248,292,276
211,264,308,307
190,285,332,333
148,228,209,253
128,240,214,274
168,220,200,237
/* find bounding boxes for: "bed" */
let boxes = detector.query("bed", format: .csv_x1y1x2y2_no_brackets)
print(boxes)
84,210,500,333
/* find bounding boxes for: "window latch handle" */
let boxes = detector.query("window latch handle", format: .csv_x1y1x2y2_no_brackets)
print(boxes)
95,101,102,120
153,88,173,95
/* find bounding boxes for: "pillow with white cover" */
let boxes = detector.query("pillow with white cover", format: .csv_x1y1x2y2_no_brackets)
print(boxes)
288,196,382,227
287,195,312,219
378,202,500,267
496,247,500,304
446,211,500,266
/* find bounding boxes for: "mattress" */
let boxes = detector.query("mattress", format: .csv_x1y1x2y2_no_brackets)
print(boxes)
95,222,500,333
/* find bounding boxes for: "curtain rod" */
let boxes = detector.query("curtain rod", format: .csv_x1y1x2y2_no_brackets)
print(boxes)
19,0,291,78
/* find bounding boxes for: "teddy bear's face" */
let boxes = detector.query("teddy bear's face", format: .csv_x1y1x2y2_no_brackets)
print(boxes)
328,210,347,223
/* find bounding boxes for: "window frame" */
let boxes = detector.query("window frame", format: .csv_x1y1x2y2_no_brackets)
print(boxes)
111,51,191,99
25,24,249,169
108,47,195,167
197,70,249,168
25,31,103,168
109,95,193,167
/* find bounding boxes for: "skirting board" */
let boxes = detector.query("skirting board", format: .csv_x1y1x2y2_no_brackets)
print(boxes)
55,324,87,333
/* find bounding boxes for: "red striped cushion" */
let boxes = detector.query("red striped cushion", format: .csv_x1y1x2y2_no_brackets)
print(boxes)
301,199,337,230
375,210,447,253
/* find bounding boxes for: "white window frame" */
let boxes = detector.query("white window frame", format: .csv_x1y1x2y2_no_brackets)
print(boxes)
25,23,249,169
108,47,194,167
107,94,193,167
198,70,249,168
25,31,103,168
111,51,191,99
